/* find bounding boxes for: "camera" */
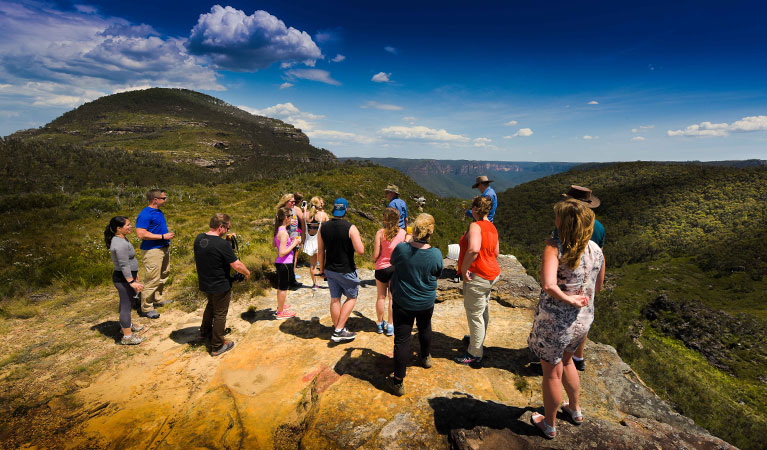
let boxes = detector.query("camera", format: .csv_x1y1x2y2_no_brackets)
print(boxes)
231,272,246,283
301,200,307,208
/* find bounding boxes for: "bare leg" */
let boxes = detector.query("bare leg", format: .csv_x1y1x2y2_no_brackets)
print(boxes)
335,298,357,330
122,327,131,336
386,284,393,324
330,297,341,327
309,254,317,287
375,280,388,323
561,352,581,411
540,359,564,428
574,333,587,359
277,289,287,313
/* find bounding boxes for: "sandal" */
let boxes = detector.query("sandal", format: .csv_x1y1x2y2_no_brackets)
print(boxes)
561,402,583,425
530,413,556,439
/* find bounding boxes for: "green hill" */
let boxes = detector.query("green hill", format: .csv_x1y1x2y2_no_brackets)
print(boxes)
7,88,337,181
494,161,767,449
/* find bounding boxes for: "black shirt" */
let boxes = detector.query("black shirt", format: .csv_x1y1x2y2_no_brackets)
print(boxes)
194,233,238,294
320,218,356,273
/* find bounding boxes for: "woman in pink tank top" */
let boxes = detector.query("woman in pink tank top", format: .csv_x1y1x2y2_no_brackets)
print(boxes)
372,208,408,335
274,207,301,319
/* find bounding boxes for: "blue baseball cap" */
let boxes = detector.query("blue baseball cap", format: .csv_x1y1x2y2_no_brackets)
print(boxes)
332,198,348,217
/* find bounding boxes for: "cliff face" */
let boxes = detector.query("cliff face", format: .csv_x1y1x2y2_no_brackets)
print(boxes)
44,258,732,450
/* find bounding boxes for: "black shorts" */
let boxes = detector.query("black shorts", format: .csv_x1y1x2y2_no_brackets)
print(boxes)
375,266,395,283
276,263,294,290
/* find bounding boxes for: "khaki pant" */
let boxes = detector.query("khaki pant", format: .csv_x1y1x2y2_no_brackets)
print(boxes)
141,247,170,312
463,274,500,358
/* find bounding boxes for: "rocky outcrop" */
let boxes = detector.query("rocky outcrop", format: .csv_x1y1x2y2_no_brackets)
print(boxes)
58,257,733,450
438,255,540,307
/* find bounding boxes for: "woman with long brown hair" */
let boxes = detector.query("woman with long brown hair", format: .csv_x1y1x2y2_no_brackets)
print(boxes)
527,199,605,439
104,216,145,345
372,207,407,335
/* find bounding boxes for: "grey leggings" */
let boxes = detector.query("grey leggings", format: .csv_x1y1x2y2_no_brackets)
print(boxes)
113,271,137,329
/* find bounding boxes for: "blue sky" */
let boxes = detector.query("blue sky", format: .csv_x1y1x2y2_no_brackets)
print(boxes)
1,0,766,161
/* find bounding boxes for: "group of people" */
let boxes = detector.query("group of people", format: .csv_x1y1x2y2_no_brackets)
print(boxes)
105,177,606,440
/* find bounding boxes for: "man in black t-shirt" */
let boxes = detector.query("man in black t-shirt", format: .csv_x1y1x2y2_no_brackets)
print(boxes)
194,213,250,356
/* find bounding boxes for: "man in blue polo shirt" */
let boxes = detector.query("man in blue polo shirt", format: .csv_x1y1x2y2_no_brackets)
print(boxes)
135,189,175,319
465,176,497,222
385,184,408,229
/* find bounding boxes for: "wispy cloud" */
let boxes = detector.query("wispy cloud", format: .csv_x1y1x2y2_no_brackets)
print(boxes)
632,136,646,141
306,129,376,144
583,135,598,140
379,125,468,142
371,72,392,83
186,5,321,71
473,137,493,147
285,69,341,86
587,100,599,105
239,102,324,131
331,54,346,63
361,101,403,111
402,116,417,124
505,128,534,138
667,115,767,137
384,46,398,55
279,82,293,89
504,120,518,126
631,125,654,133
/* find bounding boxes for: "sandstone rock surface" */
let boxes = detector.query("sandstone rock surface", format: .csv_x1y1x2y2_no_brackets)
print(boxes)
61,257,732,449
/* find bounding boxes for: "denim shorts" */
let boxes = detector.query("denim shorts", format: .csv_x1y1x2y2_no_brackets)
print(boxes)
325,269,360,299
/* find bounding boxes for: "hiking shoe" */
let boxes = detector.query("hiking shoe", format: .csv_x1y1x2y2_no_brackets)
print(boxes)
386,376,405,396
276,310,296,320
462,334,470,345
130,323,145,333
454,352,482,366
386,322,394,336
211,341,235,356
120,334,144,345
377,321,385,334
141,310,160,319
422,355,433,369
573,358,586,371
331,328,357,342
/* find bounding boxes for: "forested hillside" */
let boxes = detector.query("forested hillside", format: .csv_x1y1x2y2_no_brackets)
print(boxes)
7,88,337,180
494,161,767,449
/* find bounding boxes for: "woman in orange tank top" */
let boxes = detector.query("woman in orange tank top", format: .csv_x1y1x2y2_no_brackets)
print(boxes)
455,196,500,365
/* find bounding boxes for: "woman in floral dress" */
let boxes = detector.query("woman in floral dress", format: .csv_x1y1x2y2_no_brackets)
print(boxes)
528,199,605,439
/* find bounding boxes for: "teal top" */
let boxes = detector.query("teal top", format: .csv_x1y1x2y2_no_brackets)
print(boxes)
390,242,443,311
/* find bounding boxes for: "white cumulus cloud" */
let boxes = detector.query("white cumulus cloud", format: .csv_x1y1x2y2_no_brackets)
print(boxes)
632,136,646,141
504,120,518,126
473,137,493,147
306,129,376,144
186,5,321,71
632,125,655,133
667,115,767,137
284,69,341,86
378,125,469,142
331,54,345,62
505,128,534,138
587,100,599,105
371,72,392,83
239,102,324,131
279,82,293,89
361,101,403,111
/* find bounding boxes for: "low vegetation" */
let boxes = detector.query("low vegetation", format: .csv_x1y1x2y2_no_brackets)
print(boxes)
495,161,767,449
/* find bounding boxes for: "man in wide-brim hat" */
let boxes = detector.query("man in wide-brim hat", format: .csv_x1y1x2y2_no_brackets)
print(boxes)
556,184,605,372
385,183,408,229
465,175,497,223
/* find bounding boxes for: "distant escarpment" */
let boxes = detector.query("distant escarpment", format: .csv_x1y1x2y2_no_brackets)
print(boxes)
343,157,579,198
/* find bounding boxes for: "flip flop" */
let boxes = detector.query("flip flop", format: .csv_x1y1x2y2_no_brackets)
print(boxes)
561,402,583,425
530,413,556,439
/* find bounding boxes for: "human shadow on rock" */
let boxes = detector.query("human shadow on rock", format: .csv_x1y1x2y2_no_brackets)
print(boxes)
429,394,535,436
90,320,122,343
279,313,379,346
428,330,540,376
333,347,392,393
241,308,276,323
